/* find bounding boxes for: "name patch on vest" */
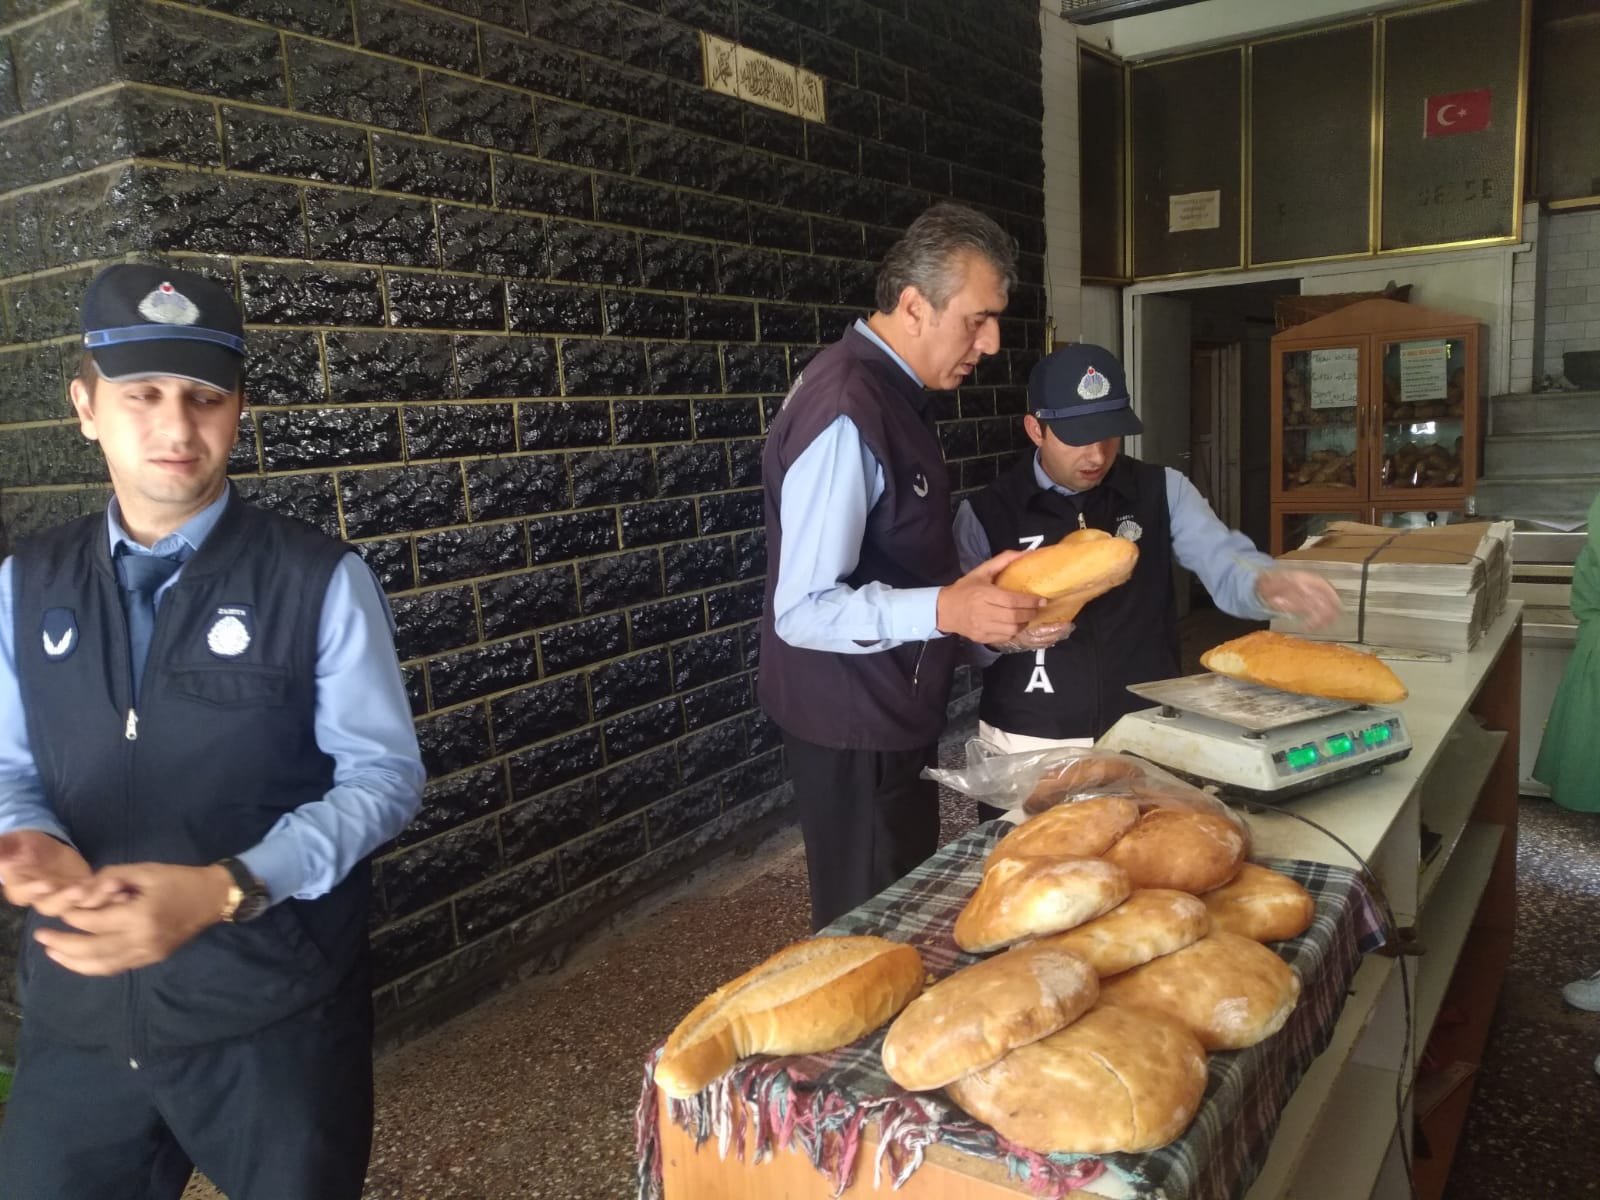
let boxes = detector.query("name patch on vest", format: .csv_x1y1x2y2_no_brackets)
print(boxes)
206,605,254,658
41,608,78,660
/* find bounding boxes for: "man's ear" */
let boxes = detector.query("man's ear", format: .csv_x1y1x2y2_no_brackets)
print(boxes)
1022,413,1046,449
897,285,929,334
68,378,98,441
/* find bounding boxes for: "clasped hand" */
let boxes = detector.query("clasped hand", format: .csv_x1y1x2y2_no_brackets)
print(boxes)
0,832,230,976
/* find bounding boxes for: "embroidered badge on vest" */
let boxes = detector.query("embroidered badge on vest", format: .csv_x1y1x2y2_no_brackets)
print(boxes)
137,281,202,326
1116,516,1143,542
1077,366,1111,400
41,608,78,660
206,606,254,658
912,470,930,498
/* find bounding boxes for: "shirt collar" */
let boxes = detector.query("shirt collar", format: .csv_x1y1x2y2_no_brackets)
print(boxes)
853,318,924,387
107,486,230,558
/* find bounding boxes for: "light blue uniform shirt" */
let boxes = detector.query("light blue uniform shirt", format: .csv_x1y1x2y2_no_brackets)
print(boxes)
0,488,425,905
771,319,948,654
952,451,1274,665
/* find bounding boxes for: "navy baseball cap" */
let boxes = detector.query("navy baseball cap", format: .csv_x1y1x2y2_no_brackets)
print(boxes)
1028,344,1143,446
81,264,245,393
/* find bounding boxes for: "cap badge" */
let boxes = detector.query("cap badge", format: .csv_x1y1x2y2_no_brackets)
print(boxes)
1077,366,1111,401
206,608,253,658
137,282,202,327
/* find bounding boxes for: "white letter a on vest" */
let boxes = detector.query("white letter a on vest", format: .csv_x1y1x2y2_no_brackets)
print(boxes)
1023,648,1053,694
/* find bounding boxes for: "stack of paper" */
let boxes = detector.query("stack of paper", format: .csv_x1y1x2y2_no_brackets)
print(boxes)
1270,521,1513,652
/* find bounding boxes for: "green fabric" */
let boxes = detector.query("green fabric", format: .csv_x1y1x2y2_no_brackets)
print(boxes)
1533,491,1600,812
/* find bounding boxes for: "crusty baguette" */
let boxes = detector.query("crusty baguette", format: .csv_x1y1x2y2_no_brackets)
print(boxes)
945,1005,1208,1154
1039,888,1210,977
1097,931,1301,1050
1201,862,1316,943
1199,630,1408,704
954,855,1131,953
986,796,1140,868
881,944,1098,1091
654,935,924,1099
994,528,1138,631
1101,807,1247,894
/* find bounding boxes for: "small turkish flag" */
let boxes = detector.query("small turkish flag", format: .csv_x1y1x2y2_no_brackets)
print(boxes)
1424,89,1492,137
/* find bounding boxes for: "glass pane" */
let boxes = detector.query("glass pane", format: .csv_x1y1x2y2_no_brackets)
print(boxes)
1250,24,1373,264
1282,509,1362,549
1080,48,1126,279
1378,337,1468,490
1535,17,1600,203
1379,0,1522,249
1130,49,1243,277
1281,348,1360,492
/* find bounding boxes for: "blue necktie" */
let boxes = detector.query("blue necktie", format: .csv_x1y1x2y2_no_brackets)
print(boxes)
115,549,185,702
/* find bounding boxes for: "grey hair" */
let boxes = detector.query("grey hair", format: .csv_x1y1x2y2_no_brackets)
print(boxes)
874,203,1019,315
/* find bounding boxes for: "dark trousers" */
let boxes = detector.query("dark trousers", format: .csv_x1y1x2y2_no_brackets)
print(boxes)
783,733,940,931
976,800,1009,825
0,986,374,1200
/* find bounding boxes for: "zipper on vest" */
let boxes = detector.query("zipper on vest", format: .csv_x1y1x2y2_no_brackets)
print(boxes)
1076,511,1087,529
125,708,138,740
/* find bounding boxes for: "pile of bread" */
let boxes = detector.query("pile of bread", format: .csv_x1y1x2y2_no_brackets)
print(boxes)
655,754,1316,1161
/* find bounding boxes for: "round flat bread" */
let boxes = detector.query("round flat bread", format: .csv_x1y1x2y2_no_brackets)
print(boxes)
1101,807,1247,894
881,944,1098,1091
1097,931,1301,1050
945,1005,1208,1154
986,796,1140,869
1039,889,1210,977
1202,862,1316,943
954,856,1131,953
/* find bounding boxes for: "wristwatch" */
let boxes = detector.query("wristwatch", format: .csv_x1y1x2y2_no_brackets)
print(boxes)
216,856,270,923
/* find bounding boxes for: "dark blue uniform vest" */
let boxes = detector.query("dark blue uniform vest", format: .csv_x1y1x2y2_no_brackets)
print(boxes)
968,453,1179,740
10,495,367,1056
758,326,961,751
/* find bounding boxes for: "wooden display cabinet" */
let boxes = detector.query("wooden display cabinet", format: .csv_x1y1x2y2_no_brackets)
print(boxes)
1271,299,1482,554
1272,503,1471,555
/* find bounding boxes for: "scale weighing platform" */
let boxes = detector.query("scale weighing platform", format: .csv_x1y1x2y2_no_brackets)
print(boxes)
1098,673,1412,802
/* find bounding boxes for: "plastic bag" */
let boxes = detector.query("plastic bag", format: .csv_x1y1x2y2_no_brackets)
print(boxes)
925,739,1251,846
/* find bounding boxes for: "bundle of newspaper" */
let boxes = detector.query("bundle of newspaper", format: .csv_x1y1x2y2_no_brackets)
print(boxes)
1269,521,1513,652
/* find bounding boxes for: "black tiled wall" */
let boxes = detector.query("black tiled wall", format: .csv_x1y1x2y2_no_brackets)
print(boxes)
0,0,1045,1040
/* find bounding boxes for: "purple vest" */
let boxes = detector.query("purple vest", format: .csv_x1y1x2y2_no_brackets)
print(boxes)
758,327,961,750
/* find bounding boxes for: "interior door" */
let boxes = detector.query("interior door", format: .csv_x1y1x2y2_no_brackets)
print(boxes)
1129,292,1194,615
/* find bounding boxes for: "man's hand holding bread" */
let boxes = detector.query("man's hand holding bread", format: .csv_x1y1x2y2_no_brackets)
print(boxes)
935,550,1052,645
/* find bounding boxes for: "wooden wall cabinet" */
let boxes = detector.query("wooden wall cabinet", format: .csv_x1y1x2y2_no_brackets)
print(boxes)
1271,299,1483,554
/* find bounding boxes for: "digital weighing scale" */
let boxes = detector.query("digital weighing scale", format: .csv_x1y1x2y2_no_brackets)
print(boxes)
1097,674,1412,802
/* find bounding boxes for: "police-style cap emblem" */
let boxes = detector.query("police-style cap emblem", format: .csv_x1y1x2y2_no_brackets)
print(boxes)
81,264,245,394
1077,365,1111,400
41,608,78,660
206,606,254,658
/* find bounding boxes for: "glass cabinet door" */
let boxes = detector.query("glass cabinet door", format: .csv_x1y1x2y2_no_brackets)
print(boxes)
1273,507,1364,555
1375,335,1469,494
1278,346,1361,496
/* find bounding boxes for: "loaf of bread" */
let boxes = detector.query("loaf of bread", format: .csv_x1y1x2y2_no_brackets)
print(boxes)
654,935,924,1099
944,1005,1208,1154
1024,754,1148,814
986,796,1140,868
1101,807,1247,894
1097,932,1301,1050
954,856,1131,953
1200,630,1408,704
1040,888,1210,977
1201,862,1316,943
881,944,1098,1091
995,528,1138,631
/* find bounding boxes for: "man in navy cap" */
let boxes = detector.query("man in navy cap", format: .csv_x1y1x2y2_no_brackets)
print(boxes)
0,264,424,1198
954,343,1339,785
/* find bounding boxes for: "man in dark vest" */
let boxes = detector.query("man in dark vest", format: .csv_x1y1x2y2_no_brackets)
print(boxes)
760,204,1064,930
0,264,425,1199
955,343,1339,811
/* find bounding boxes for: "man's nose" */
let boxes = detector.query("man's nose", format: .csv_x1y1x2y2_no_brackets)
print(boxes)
154,395,196,439
975,316,1001,356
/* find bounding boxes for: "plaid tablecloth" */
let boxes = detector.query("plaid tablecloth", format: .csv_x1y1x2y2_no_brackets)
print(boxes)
637,822,1390,1200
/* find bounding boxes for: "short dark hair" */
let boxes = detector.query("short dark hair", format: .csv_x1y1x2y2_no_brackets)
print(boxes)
874,203,1018,315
